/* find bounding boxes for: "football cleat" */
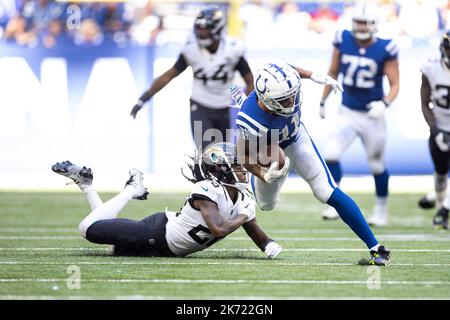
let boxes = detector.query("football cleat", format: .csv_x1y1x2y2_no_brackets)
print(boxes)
368,206,388,227
433,207,449,230
368,245,391,266
321,207,340,220
418,194,436,209
125,168,149,200
51,161,93,186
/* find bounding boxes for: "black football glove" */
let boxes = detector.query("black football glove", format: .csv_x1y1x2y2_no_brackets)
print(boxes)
130,100,144,119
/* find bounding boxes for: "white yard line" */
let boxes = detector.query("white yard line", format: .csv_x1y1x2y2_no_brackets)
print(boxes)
1,278,449,285
0,247,449,253
1,234,449,242
0,261,448,267
0,227,443,234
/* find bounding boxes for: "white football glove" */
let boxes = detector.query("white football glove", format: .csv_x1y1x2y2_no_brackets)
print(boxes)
263,156,291,184
264,241,282,259
319,102,326,119
367,100,386,120
435,132,450,152
310,72,343,94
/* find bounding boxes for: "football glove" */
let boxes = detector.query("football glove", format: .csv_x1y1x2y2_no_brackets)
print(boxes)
310,72,343,94
264,241,282,259
367,100,386,120
435,131,450,152
263,156,290,184
130,100,145,119
319,101,326,119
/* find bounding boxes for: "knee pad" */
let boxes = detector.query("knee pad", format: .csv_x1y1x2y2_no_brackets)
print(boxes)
368,157,385,175
257,199,277,211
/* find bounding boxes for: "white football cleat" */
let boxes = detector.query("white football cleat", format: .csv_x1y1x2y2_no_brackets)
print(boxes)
51,160,93,187
125,168,149,200
322,206,340,220
368,206,388,227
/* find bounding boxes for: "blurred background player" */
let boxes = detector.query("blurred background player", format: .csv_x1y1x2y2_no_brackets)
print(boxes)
51,142,282,258
235,61,391,266
130,6,254,150
418,31,450,230
319,2,400,227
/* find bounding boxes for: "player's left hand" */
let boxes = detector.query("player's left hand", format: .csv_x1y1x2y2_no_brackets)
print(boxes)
310,73,343,94
367,100,386,120
130,100,144,119
264,241,282,259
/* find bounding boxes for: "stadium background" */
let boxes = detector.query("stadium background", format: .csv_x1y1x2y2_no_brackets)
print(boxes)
0,0,448,191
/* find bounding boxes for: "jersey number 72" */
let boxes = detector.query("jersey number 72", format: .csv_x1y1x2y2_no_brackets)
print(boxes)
341,54,378,89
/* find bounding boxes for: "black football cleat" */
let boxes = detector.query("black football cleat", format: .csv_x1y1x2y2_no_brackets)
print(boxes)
418,196,436,209
433,207,449,230
52,161,93,186
368,245,391,266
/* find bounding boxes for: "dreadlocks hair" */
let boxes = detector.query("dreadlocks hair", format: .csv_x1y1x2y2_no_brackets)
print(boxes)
181,152,206,184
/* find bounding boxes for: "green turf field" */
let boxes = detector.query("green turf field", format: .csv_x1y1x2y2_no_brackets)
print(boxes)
0,191,449,300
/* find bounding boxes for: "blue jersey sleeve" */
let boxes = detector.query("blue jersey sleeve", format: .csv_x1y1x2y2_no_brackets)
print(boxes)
384,39,399,61
332,29,345,49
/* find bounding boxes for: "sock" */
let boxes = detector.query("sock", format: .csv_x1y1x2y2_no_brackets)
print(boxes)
375,196,387,213
81,185,103,211
369,244,380,252
374,170,389,197
327,188,378,249
434,172,447,204
78,187,134,238
326,161,342,184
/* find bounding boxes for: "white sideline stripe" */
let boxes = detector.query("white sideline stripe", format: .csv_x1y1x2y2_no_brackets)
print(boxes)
1,278,450,285
1,295,446,300
0,261,448,267
1,235,449,242
0,247,449,253
0,227,441,234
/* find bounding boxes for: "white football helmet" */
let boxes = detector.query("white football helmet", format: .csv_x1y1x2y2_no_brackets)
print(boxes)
352,2,379,41
254,61,302,117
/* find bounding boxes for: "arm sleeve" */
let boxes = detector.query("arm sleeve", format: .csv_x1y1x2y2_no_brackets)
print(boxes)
173,54,189,73
332,29,344,49
384,40,399,61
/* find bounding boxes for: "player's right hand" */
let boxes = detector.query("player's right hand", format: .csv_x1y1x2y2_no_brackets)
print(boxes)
435,131,450,152
263,156,290,184
319,102,326,119
130,100,144,119
264,241,282,259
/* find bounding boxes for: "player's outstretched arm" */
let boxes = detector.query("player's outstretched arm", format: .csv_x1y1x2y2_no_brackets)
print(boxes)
130,56,187,119
242,219,282,259
196,200,249,238
319,47,341,119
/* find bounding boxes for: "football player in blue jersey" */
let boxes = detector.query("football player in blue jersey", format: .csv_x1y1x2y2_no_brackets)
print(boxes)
319,3,400,226
235,60,391,266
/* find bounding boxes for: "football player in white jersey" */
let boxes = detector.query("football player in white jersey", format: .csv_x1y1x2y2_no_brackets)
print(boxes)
418,31,450,230
319,3,400,226
130,7,254,150
51,143,282,258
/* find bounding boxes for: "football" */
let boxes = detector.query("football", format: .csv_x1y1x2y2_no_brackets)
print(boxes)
257,144,286,170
